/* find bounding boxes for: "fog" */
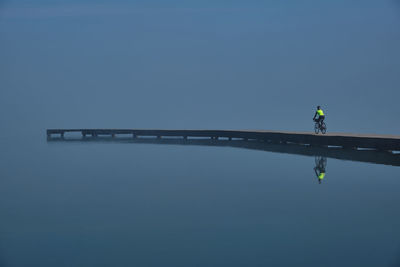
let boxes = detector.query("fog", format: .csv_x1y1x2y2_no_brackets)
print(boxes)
0,0,399,139
0,2,400,266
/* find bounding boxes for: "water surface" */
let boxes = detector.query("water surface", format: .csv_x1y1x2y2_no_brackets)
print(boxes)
0,135,399,266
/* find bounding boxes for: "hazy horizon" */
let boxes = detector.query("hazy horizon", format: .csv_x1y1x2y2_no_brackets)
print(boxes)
1,0,400,136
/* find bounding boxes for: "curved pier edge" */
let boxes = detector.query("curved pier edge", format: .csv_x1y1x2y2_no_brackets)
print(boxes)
46,129,400,152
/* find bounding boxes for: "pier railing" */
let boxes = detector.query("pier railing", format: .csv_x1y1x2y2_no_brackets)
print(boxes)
47,129,400,152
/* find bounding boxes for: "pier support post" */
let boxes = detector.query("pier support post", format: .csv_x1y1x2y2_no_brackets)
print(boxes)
343,146,357,150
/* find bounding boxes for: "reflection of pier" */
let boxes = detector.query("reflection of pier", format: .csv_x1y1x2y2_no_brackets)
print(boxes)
47,135,400,167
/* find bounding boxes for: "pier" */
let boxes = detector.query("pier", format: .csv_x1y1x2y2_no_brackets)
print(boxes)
47,129,400,152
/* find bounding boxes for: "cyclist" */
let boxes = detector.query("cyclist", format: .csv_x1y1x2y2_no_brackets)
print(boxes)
313,106,325,127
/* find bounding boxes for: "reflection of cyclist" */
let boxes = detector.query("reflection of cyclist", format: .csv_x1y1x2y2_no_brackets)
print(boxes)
314,168,325,184
314,156,327,184
313,106,325,126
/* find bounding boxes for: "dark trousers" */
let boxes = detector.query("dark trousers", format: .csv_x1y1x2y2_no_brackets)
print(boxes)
316,116,325,123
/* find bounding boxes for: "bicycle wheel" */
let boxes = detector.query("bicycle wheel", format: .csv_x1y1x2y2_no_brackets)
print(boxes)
321,122,327,134
314,122,320,134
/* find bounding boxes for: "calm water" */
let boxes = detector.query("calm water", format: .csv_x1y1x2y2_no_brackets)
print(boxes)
0,133,399,266
1,0,400,265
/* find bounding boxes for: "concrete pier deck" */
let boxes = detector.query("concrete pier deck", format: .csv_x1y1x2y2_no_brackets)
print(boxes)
46,129,400,152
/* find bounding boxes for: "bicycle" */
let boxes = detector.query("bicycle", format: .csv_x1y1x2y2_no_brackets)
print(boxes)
314,119,327,134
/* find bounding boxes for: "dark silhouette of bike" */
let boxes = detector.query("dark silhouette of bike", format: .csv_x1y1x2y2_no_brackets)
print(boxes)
314,119,327,134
